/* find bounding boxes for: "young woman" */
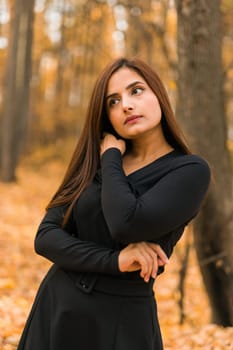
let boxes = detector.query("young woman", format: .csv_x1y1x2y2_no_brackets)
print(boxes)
17,57,210,350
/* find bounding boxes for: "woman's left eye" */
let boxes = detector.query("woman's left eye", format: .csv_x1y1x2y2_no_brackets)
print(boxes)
132,87,144,95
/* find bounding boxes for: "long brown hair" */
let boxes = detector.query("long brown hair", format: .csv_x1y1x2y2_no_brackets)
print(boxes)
47,57,191,226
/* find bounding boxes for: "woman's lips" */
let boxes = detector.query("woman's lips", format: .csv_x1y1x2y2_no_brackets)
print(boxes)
124,115,142,124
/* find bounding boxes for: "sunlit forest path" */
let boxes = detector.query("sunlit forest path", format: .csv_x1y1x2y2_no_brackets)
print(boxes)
0,143,233,350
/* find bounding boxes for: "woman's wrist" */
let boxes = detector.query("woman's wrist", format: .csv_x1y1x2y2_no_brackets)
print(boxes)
100,133,126,156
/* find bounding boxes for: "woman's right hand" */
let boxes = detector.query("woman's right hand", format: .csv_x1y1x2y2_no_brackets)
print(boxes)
100,133,126,156
118,242,169,282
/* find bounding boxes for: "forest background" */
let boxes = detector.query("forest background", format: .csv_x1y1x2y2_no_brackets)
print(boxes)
0,0,233,349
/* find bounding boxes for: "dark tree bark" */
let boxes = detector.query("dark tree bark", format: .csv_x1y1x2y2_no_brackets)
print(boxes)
124,0,154,62
0,0,35,182
176,0,233,325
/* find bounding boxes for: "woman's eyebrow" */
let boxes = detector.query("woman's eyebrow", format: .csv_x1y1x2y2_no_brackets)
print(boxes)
106,80,145,100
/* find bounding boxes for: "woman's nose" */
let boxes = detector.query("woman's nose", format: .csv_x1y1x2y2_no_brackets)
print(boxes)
122,96,134,112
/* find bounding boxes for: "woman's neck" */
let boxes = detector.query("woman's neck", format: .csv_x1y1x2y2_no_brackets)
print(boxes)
127,127,173,162
122,127,173,175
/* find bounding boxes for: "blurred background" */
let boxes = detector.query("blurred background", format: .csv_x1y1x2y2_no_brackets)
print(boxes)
0,1,233,349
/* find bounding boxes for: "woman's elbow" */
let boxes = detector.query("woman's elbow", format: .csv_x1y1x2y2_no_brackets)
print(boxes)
34,230,47,256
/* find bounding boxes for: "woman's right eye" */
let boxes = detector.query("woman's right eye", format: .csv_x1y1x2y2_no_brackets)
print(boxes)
109,98,120,107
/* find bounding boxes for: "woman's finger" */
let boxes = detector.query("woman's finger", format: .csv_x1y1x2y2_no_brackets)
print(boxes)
148,243,169,264
136,243,158,281
141,243,159,279
137,250,152,282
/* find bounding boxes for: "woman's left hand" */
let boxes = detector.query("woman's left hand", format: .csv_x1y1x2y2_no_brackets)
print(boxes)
100,133,126,156
118,242,169,282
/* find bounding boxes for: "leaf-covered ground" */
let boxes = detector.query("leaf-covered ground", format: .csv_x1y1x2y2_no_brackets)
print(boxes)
0,148,233,350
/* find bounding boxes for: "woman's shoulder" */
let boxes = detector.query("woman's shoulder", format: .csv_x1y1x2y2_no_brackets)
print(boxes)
171,151,211,178
172,151,209,166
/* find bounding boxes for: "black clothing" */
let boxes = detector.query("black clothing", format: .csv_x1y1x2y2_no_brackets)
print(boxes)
17,148,210,350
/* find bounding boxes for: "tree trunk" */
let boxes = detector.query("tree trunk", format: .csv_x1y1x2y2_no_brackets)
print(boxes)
0,0,35,182
176,0,233,325
125,0,153,60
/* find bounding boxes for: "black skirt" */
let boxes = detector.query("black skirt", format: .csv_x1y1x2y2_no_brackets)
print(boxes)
17,265,163,350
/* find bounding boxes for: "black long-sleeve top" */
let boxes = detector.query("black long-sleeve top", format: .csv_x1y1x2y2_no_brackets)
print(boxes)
35,148,210,277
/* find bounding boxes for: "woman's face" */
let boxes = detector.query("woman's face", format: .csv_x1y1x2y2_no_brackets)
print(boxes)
105,67,162,139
